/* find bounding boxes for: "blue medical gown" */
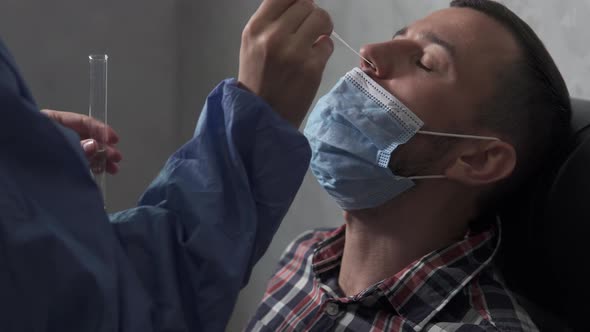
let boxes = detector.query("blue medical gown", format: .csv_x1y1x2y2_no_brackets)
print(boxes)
0,39,311,331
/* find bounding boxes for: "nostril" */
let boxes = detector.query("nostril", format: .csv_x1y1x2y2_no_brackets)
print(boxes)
364,59,377,71
360,59,377,75
359,46,376,71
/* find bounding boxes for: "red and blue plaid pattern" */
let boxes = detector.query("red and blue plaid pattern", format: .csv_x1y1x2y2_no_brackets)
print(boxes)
245,224,538,331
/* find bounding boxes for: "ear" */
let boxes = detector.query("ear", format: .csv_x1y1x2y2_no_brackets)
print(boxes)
445,140,516,186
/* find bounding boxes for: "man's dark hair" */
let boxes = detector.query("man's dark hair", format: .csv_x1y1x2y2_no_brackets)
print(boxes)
449,0,572,212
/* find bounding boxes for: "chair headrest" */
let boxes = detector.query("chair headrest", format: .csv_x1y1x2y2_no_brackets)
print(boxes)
570,98,590,141
499,98,590,332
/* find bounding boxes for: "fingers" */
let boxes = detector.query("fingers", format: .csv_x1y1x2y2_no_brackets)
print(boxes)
82,139,123,175
42,109,119,144
87,119,119,145
105,145,123,163
105,161,120,174
82,139,98,158
297,6,333,46
311,35,335,68
86,144,122,164
95,145,122,164
44,110,123,175
251,0,298,25
238,0,334,128
275,0,314,33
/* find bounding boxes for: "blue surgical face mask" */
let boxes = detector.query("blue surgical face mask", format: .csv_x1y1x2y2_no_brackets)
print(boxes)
304,67,498,211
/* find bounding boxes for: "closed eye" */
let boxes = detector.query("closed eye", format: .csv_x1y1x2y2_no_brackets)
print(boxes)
416,60,433,72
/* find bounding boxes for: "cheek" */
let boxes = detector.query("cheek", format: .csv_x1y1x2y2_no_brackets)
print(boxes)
391,135,457,176
393,82,468,132
389,134,432,173
387,78,456,125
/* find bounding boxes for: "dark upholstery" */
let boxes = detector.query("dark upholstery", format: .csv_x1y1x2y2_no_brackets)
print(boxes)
498,98,590,332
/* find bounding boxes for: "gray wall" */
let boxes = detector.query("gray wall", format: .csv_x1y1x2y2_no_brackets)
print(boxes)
1,0,589,331
0,0,181,211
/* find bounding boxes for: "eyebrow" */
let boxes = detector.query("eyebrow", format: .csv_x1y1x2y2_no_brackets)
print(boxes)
393,26,456,58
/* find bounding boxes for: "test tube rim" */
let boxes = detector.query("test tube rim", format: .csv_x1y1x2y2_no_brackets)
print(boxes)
89,54,108,61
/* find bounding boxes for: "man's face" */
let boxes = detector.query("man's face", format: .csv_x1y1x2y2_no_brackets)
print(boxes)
359,7,520,176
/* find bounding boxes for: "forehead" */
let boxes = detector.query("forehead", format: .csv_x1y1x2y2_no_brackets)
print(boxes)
413,7,519,57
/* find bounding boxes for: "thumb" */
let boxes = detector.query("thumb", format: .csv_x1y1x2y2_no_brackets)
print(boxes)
311,34,334,69
81,139,97,158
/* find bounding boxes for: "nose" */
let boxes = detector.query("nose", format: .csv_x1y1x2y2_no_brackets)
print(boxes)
359,39,422,78
359,44,380,75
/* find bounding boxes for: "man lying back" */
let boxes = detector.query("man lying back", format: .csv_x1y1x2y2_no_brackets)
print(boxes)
244,0,571,331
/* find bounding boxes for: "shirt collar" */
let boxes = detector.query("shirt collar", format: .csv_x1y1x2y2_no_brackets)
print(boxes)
311,219,501,330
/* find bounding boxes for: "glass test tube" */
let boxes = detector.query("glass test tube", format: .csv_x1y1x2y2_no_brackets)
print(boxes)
88,54,108,204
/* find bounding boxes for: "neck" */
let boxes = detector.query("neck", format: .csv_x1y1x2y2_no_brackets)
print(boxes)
338,185,475,296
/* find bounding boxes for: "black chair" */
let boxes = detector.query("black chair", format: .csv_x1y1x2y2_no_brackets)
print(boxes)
499,98,590,332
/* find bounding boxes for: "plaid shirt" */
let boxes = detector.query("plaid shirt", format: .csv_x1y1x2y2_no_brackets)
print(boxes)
245,223,538,332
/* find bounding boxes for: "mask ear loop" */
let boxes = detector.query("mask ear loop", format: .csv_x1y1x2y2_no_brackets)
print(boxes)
417,130,500,141
407,175,446,180
407,131,500,180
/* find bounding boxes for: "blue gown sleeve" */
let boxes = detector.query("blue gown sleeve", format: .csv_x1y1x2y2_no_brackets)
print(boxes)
109,79,311,331
0,41,154,332
0,35,310,331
